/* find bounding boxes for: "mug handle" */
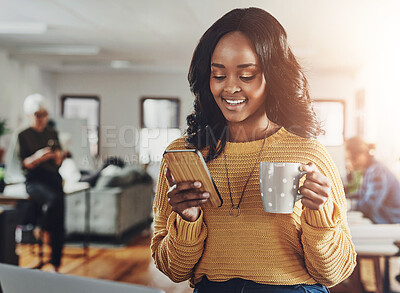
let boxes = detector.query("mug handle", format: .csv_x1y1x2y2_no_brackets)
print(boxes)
296,168,308,201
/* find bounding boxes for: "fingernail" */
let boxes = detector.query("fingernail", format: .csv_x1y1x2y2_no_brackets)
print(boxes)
202,192,210,198
194,181,201,188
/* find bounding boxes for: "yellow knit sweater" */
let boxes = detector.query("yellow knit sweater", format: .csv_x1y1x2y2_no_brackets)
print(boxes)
151,127,356,288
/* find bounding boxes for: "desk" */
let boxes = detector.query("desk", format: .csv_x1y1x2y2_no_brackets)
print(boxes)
0,205,19,265
2,182,91,256
0,194,28,205
348,212,400,293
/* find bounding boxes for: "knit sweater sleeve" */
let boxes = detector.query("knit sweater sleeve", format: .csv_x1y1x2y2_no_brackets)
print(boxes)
150,141,208,283
300,140,357,287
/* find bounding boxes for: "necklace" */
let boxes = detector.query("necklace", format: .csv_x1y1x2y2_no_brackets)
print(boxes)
223,120,270,217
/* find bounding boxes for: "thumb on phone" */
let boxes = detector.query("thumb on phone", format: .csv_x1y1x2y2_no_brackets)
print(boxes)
165,168,176,187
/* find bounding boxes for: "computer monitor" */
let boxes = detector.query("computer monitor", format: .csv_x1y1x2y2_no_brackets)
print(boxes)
0,263,164,293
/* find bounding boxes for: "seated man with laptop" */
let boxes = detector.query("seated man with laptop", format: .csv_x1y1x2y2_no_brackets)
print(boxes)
346,136,400,224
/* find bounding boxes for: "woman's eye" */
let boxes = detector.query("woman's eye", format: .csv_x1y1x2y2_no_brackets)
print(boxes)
240,75,256,81
212,75,226,80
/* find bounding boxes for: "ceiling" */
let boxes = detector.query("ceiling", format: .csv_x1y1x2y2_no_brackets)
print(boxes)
1,0,399,73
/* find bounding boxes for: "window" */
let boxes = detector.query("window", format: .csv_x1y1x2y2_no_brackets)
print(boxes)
61,95,100,157
140,97,180,128
139,97,181,163
313,100,345,146
313,100,347,179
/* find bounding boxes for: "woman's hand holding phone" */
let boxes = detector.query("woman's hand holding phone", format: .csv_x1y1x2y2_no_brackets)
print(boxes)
165,168,210,222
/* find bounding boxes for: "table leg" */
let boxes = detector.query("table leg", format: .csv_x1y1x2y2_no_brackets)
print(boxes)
84,188,90,257
383,256,391,293
351,257,366,293
372,256,383,293
370,255,392,293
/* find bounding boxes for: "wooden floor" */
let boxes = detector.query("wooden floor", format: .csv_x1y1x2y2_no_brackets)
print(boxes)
17,228,400,293
17,228,192,293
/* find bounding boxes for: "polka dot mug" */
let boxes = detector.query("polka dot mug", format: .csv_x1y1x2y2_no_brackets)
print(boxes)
259,162,308,213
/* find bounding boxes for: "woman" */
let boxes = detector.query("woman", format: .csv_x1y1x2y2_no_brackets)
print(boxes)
18,93,65,271
346,136,400,224
151,7,356,292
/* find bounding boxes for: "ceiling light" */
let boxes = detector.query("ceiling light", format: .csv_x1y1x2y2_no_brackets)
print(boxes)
0,22,47,34
110,60,133,69
16,45,101,56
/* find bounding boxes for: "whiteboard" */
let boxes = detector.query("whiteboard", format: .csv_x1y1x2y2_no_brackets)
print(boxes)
54,117,96,172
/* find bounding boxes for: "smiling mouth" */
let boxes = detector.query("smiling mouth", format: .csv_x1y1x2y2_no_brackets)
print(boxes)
223,98,247,106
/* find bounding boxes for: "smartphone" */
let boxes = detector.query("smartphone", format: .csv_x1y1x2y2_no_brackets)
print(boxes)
163,149,223,207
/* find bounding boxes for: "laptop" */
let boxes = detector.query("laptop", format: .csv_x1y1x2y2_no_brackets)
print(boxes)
0,263,165,293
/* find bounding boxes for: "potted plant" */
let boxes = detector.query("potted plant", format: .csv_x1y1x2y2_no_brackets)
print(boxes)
0,118,9,163
0,166,4,192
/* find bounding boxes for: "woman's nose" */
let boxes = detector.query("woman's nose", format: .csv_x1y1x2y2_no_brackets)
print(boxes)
224,77,240,94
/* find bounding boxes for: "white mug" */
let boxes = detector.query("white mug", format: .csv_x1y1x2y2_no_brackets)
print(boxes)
259,162,308,214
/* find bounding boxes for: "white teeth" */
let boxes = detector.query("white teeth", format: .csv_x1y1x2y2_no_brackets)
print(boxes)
225,99,246,105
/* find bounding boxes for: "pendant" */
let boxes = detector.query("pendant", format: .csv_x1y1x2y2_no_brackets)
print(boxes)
230,206,241,217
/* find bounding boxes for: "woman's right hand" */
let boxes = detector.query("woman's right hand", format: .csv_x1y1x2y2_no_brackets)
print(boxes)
34,147,55,160
23,147,55,169
165,168,210,222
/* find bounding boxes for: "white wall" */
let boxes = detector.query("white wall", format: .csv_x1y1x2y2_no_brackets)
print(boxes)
355,59,400,169
54,71,193,162
308,69,358,139
0,49,365,169
1,45,397,178
52,69,359,168
0,50,55,149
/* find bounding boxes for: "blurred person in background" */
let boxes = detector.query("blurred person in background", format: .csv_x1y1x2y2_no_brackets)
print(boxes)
18,93,65,271
346,136,400,224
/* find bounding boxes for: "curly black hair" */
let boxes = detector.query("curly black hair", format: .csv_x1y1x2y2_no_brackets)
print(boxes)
186,7,322,162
